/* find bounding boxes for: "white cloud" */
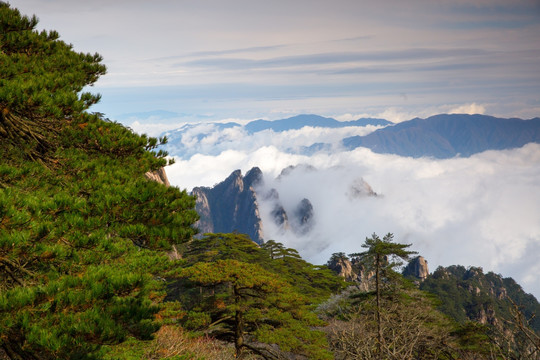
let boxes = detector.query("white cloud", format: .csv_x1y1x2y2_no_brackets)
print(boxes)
129,120,186,137
164,122,382,161
374,108,417,123
449,102,487,115
255,144,540,297
163,124,540,298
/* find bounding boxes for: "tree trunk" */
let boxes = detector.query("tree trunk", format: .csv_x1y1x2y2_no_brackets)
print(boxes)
375,254,382,360
234,285,245,359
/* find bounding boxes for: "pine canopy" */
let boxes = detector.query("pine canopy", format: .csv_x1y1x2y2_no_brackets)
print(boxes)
0,2,106,160
0,3,198,358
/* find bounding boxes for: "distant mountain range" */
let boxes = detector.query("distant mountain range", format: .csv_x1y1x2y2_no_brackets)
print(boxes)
161,113,540,160
244,114,391,133
343,114,540,158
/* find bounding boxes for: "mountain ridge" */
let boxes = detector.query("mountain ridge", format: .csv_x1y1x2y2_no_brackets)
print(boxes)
343,114,540,158
244,114,392,133
160,113,540,161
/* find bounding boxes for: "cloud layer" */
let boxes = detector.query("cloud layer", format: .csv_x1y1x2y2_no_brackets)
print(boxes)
164,124,540,298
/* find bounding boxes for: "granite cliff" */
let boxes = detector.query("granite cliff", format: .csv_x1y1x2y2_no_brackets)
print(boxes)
403,256,430,281
193,167,265,243
192,166,366,243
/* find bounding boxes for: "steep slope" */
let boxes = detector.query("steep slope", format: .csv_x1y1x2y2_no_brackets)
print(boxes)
420,264,540,357
343,114,540,158
421,265,540,331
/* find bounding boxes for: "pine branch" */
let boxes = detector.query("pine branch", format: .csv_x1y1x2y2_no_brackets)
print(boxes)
0,257,37,277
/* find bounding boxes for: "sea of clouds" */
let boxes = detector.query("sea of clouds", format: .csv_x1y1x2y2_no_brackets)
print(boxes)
163,122,540,298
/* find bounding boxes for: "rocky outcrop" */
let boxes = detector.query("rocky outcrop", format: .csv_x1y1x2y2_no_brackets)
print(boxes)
192,167,264,243
263,193,315,236
144,167,170,187
326,254,374,292
347,177,377,198
327,254,355,281
192,165,377,242
402,256,429,281
421,264,540,342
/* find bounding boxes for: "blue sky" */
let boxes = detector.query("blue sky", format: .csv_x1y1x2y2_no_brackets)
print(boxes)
10,0,540,128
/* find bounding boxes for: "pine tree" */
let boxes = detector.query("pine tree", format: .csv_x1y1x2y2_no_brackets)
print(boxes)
349,232,417,359
180,234,345,304
0,4,198,358
0,2,106,161
180,259,332,360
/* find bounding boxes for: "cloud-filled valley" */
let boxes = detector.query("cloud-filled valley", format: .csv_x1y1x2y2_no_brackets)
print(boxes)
162,119,540,298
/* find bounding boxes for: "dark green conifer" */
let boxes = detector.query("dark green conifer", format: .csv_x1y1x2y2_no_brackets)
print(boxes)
0,2,106,161
180,259,332,360
349,232,417,359
0,4,198,358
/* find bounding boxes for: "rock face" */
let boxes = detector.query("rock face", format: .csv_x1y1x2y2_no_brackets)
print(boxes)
192,166,377,242
327,256,356,282
144,167,170,187
402,256,429,281
263,192,316,236
347,177,377,198
326,255,374,292
292,198,314,235
193,167,264,243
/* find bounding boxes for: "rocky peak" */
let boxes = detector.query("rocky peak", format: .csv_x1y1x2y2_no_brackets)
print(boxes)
402,256,429,281
192,168,264,243
293,198,314,235
215,169,244,194
464,266,483,280
326,253,374,292
244,167,263,188
347,177,377,198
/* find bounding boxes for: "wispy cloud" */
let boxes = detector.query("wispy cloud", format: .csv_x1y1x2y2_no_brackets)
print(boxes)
178,48,491,71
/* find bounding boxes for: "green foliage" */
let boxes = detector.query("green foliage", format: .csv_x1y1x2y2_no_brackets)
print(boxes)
180,234,345,304
184,233,269,265
450,322,494,355
0,2,106,160
421,265,540,331
327,252,349,265
0,5,199,358
349,232,417,277
179,259,332,360
0,135,198,358
421,264,540,358
348,233,417,357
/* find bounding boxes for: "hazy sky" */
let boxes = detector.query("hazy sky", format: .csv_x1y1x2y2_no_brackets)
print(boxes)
10,0,540,125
